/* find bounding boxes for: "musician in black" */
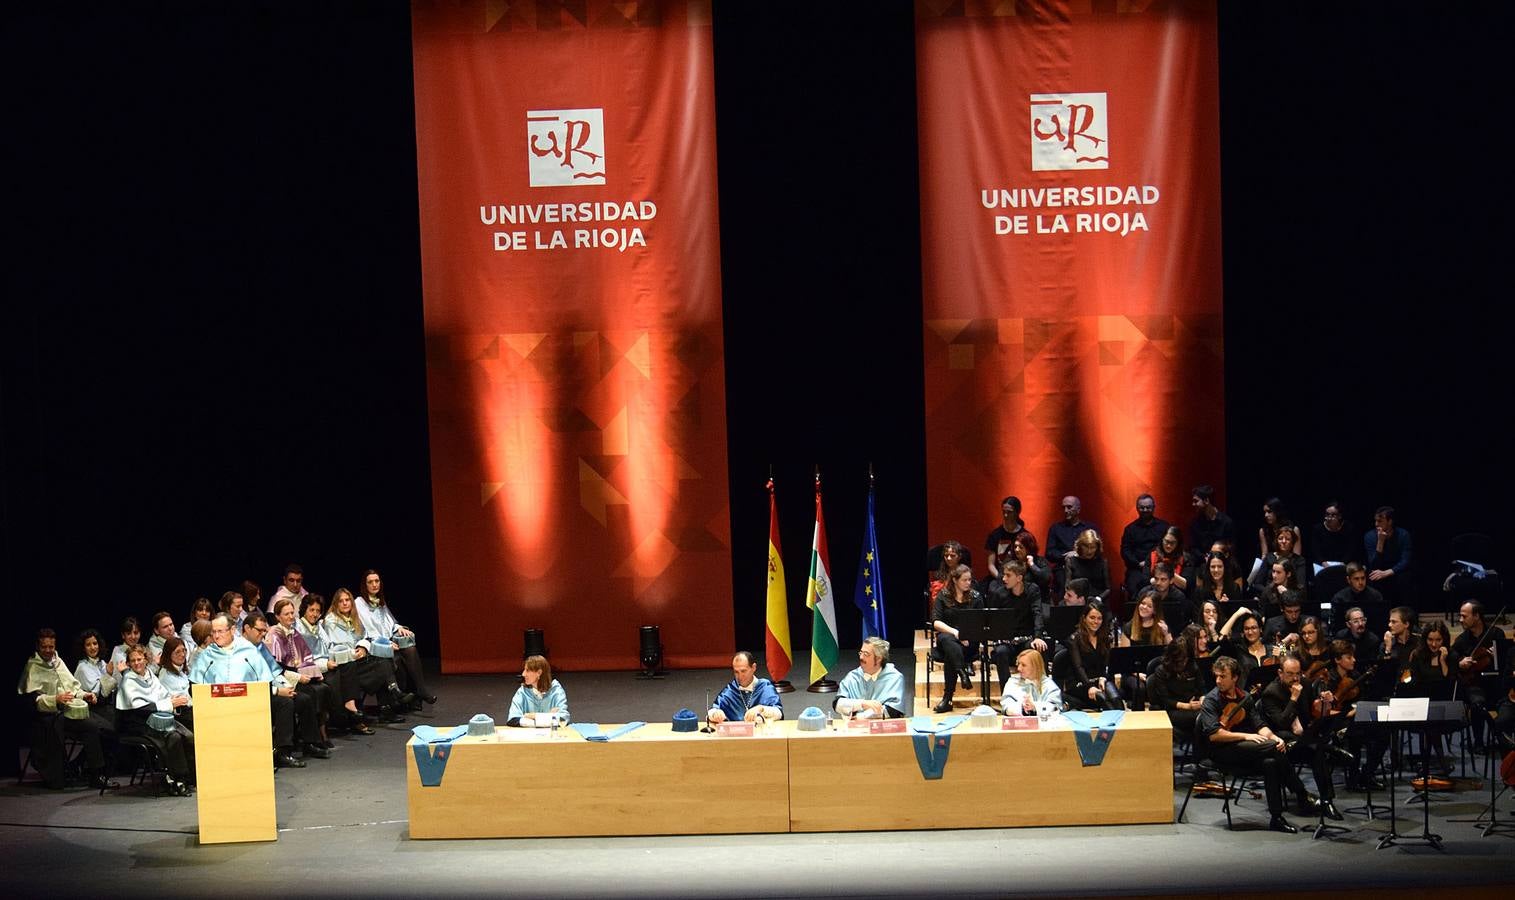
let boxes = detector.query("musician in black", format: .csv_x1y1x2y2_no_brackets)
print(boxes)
986,560,1047,689
1452,600,1509,751
1259,654,1345,819
1064,602,1121,711
1320,640,1390,791
1198,655,1319,833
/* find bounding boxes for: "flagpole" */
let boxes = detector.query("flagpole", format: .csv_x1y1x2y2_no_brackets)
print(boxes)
807,466,839,693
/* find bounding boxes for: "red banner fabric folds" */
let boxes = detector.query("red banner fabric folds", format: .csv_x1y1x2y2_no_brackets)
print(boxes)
915,2,1225,574
411,1,732,671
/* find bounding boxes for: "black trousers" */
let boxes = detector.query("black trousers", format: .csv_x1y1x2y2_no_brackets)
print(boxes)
1068,679,1123,711
337,655,399,704
120,708,193,782
33,710,114,784
936,638,979,701
1209,738,1308,815
990,639,1041,689
270,691,320,749
1284,736,1336,801
392,646,430,698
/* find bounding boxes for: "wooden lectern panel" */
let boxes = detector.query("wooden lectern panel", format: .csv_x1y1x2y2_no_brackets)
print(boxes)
192,682,276,844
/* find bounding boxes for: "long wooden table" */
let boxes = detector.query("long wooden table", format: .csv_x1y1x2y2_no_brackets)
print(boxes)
405,711,1174,838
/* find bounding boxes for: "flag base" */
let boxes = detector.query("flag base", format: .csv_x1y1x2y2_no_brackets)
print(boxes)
772,680,796,694
807,678,839,693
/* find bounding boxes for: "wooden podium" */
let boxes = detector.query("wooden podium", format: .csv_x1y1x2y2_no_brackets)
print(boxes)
191,682,277,844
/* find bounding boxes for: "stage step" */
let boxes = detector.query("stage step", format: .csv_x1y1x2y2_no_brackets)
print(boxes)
912,629,1002,708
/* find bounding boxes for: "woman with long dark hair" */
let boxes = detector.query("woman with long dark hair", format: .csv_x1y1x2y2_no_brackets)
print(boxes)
1065,602,1121,711
321,587,414,729
507,655,569,726
930,564,984,712
1147,526,1188,592
1148,625,1205,735
73,628,117,726
355,570,436,708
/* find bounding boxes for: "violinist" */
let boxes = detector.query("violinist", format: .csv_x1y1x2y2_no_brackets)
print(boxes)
1198,655,1319,833
1260,655,1346,820
1452,600,1508,752
1232,613,1273,685
1334,607,1379,668
1402,620,1455,774
1319,641,1389,792
1296,617,1333,677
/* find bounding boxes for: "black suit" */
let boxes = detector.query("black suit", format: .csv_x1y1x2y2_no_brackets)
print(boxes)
1259,677,1337,801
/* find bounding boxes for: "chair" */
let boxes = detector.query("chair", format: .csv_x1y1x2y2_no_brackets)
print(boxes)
1176,722,1264,829
113,735,170,794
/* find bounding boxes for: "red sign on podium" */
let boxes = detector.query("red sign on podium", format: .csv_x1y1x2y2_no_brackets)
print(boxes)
210,683,248,698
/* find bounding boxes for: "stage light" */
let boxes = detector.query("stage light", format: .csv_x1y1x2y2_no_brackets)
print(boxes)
638,625,665,679
523,628,547,659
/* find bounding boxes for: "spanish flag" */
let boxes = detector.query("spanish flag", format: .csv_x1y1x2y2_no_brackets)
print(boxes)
764,478,792,683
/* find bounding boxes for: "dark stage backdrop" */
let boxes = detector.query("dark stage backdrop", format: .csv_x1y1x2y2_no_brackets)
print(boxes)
3,0,1509,759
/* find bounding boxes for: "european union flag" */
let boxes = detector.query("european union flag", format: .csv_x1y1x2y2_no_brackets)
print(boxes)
853,486,887,641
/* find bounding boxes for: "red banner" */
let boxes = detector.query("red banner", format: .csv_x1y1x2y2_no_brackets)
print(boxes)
915,2,1224,572
411,1,732,671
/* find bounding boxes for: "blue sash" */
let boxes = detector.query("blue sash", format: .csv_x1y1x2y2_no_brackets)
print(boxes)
409,726,468,787
907,715,968,780
1062,710,1125,766
570,721,647,742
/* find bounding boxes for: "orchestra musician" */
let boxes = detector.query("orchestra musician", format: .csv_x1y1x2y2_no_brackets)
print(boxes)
1259,654,1346,820
1198,655,1320,833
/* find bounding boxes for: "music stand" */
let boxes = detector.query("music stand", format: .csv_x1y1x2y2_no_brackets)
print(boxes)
1161,600,1190,630
951,608,1021,706
1047,605,1085,648
1109,645,1162,679
1359,699,1460,850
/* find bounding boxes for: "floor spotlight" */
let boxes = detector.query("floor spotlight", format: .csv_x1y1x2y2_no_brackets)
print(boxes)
638,625,665,679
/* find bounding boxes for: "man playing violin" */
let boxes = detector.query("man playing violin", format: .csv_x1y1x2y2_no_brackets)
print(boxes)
1453,600,1509,752
1260,655,1346,820
1198,655,1320,833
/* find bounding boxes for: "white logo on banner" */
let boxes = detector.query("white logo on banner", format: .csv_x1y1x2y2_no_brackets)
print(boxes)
527,108,606,187
1030,93,1108,171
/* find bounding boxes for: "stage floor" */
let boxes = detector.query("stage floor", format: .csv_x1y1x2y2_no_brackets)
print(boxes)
4,661,1512,898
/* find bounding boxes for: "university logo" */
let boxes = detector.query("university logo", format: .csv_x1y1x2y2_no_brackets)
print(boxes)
527,108,606,187
1030,93,1108,171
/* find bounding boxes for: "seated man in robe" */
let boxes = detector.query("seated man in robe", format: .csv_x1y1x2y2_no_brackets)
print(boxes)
834,637,906,719
707,650,783,724
18,628,118,790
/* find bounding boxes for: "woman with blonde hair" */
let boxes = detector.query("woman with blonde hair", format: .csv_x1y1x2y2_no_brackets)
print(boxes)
1062,529,1111,603
1002,648,1060,717
321,587,411,729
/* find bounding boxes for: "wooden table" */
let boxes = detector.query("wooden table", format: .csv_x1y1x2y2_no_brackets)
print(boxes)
405,723,790,839
787,710,1174,831
405,712,1174,838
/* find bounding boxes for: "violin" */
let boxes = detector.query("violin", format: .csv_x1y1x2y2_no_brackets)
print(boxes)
1313,662,1381,719
1220,684,1262,729
1304,658,1332,683
1457,603,1508,688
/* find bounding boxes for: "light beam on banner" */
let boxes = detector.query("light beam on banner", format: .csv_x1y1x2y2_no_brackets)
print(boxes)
852,467,887,642
763,475,793,691
806,470,839,691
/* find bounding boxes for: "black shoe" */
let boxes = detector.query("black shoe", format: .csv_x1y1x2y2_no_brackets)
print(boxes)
1322,801,1344,821
932,699,954,714
422,694,438,705
379,706,406,724
1296,794,1321,816
959,671,972,689
349,713,375,735
318,740,335,751
303,743,331,760
274,750,306,768
388,687,416,709
91,774,120,791
1268,815,1299,834
1328,745,1357,766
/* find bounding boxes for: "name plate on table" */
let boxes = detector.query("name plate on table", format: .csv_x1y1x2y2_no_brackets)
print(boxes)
1002,717,1040,731
868,719,908,734
716,722,754,737
210,683,247,698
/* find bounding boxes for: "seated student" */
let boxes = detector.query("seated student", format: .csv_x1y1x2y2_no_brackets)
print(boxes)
155,637,194,732
1295,616,1332,675
116,645,194,796
1331,563,1384,630
19,628,118,791
835,637,906,719
1064,602,1121,711
931,564,984,711
1148,626,1206,737
73,628,117,727
1317,640,1390,791
146,611,176,666
708,650,783,724
1250,528,1309,605
1187,485,1236,569
1309,500,1362,568
1262,594,1306,649
1192,552,1243,610
1250,557,1304,620
926,540,970,602
1232,612,1274,685
1197,655,1318,834
1122,592,1171,647
1364,506,1412,603
506,655,569,726
984,495,1028,582
1256,498,1304,563
190,613,309,769
1061,577,1093,607
987,561,1049,689
1061,529,1112,603
1137,562,1187,619
320,587,413,729
1120,494,1171,598
1146,527,1189,594
1012,533,1052,596
1403,619,1452,697
109,616,143,674
179,598,214,649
